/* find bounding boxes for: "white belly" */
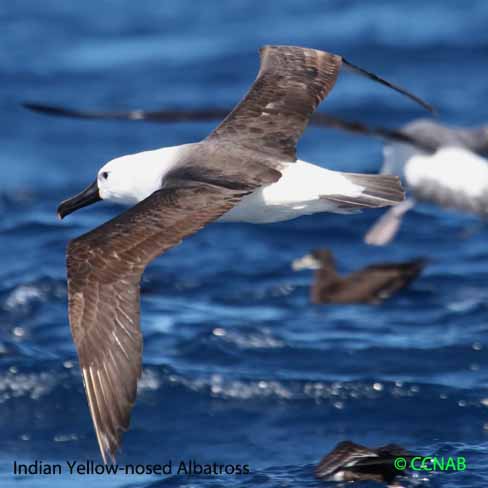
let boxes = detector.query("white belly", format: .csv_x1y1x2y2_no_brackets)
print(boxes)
382,144,488,213
383,144,488,196
219,160,364,223
404,146,488,197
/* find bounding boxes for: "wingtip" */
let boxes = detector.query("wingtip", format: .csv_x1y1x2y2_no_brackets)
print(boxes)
96,430,119,466
98,444,117,466
429,105,439,117
21,101,40,112
342,58,436,115
101,447,117,466
22,101,66,117
100,448,109,466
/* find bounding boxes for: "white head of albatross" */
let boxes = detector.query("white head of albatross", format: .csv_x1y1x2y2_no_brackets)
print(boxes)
57,145,188,217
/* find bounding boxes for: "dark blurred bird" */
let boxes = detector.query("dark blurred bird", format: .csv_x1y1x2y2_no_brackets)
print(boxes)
292,249,426,304
315,440,415,486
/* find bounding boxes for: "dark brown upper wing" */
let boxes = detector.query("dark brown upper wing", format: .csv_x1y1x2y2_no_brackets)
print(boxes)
207,45,342,161
67,183,247,463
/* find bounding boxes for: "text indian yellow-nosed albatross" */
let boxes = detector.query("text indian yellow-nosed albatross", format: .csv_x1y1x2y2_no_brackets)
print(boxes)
57,45,432,462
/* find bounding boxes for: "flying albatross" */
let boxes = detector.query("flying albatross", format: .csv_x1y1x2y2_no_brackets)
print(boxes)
304,116,488,245
56,45,431,463
367,119,488,245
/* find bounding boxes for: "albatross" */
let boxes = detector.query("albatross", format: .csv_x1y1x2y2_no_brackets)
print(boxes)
292,249,426,304
57,45,431,462
367,118,488,245
315,440,415,486
309,116,488,245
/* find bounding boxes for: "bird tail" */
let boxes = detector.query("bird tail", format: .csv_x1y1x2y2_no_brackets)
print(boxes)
372,258,429,276
322,173,405,210
402,258,429,277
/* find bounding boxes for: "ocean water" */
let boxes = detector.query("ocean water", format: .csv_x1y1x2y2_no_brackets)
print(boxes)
0,1,487,487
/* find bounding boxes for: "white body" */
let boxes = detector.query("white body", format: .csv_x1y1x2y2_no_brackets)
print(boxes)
97,146,370,224
382,144,488,205
365,140,488,246
220,160,366,223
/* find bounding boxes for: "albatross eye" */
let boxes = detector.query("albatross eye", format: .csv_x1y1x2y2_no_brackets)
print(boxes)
101,171,109,180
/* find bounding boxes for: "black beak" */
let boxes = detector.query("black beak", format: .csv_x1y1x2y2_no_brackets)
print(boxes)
57,179,101,219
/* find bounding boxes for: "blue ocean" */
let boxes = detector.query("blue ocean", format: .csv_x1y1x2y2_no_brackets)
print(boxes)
1,1,487,486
